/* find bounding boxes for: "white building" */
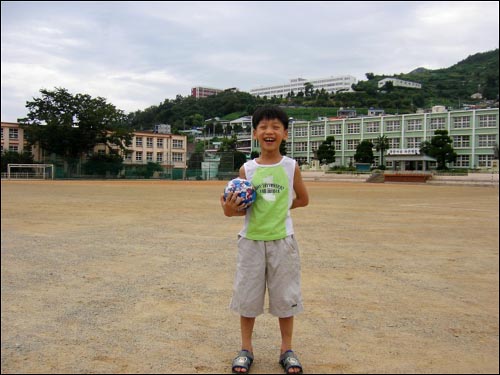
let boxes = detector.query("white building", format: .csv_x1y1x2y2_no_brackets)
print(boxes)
250,75,358,97
378,78,422,89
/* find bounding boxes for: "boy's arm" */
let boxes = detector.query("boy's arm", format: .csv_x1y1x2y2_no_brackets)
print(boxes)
220,165,248,217
291,163,309,209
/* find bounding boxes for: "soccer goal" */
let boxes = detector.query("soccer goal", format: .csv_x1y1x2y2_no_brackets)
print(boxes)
7,164,54,180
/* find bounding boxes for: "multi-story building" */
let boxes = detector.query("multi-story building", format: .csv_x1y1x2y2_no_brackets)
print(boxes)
95,130,187,169
1,122,187,172
378,78,422,89
191,86,224,98
250,75,358,97
250,108,499,170
1,122,26,153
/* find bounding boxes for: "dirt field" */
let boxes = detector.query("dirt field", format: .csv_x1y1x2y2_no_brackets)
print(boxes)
1,180,499,374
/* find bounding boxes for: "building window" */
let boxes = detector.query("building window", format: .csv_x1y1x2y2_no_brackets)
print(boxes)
453,135,470,148
365,122,380,133
172,152,183,162
388,138,400,148
9,145,19,152
347,123,360,134
478,135,497,147
294,142,308,152
477,155,494,167
477,115,497,128
346,139,359,150
453,116,471,129
406,119,422,131
135,151,143,161
146,137,153,148
335,140,342,150
385,120,401,132
146,152,153,161
429,118,446,130
157,139,164,148
329,124,341,135
454,155,469,167
156,152,163,162
172,139,184,149
310,125,324,136
294,127,308,137
135,137,143,147
406,137,422,148
9,128,19,140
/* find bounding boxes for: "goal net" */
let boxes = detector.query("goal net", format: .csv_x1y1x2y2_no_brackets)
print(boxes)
7,164,54,180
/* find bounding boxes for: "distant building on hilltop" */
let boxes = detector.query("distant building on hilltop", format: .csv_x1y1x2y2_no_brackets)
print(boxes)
250,75,357,97
191,86,224,98
378,78,422,89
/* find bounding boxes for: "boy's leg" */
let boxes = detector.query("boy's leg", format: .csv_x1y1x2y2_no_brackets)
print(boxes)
241,316,255,353
278,316,293,353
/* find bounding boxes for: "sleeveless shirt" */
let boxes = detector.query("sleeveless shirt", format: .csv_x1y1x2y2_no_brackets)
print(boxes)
239,156,296,240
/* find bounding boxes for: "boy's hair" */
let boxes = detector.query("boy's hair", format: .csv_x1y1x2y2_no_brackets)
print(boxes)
252,106,289,130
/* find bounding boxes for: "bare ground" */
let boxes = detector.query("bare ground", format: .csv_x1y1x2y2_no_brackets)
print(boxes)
1,180,499,374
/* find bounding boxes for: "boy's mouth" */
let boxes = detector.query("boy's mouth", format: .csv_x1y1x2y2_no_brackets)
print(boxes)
264,138,275,143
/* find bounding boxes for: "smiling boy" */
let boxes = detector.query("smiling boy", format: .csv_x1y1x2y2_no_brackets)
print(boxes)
221,106,309,374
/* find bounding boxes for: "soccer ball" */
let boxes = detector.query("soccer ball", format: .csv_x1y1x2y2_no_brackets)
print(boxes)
224,178,256,206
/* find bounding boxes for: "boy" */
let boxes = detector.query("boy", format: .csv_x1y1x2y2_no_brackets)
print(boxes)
220,106,309,374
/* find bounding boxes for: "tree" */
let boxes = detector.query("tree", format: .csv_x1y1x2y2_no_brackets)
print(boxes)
316,136,336,164
304,82,314,97
1,151,34,173
365,72,375,80
354,140,375,164
420,129,457,170
374,135,390,166
19,88,132,175
83,153,123,177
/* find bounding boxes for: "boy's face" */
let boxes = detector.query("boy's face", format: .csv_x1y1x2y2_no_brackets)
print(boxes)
253,118,288,152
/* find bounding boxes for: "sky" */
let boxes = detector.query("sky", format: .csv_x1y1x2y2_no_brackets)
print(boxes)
1,1,499,122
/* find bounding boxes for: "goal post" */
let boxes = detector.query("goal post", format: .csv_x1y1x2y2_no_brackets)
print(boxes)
7,164,54,180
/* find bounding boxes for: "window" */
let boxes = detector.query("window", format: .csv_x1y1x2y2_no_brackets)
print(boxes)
453,135,470,148
385,120,401,132
478,115,497,128
172,139,183,149
477,155,494,167
454,155,469,167
9,145,18,152
310,125,324,136
146,152,153,161
346,139,359,150
9,128,19,140
453,116,470,129
172,152,183,162
146,137,153,148
365,122,380,133
429,118,446,130
156,152,163,162
294,127,307,137
347,123,360,134
406,137,421,148
388,138,400,148
329,124,341,135
157,139,164,148
294,142,308,152
478,135,497,147
135,137,143,147
335,140,342,150
135,151,143,161
406,119,422,131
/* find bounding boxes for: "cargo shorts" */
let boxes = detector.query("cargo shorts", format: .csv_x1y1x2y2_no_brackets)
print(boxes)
229,235,304,318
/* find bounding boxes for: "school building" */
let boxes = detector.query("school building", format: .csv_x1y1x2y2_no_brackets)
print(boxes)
250,108,499,170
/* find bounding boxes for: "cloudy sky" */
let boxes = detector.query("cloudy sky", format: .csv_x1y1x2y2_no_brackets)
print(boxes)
1,1,498,122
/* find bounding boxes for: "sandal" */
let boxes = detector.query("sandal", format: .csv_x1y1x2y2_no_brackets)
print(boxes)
232,349,254,373
279,350,303,374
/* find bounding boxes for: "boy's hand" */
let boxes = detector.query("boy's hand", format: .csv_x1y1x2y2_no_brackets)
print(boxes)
220,192,248,217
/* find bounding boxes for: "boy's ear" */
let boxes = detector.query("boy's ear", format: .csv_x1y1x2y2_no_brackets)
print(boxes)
284,129,289,140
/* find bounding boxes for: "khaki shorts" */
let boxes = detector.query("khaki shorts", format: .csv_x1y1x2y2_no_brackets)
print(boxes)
229,235,304,318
